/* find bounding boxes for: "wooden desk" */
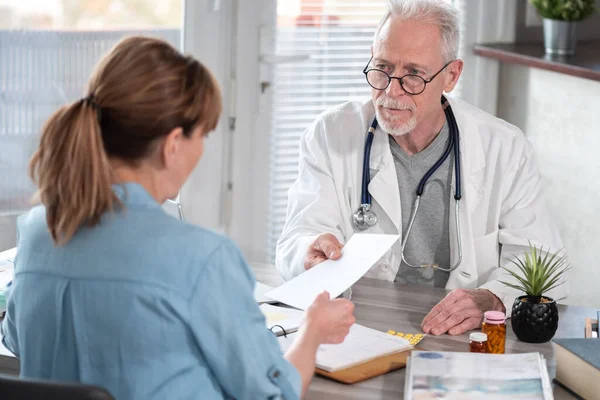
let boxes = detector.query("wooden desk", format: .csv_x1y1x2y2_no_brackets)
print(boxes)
0,261,594,398
250,262,596,400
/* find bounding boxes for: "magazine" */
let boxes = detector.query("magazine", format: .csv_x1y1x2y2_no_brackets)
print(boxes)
404,351,553,400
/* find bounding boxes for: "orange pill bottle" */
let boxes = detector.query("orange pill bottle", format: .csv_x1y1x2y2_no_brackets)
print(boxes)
481,311,506,354
469,332,488,353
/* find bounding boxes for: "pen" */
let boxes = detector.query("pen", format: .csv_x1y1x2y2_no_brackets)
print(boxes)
597,311,600,338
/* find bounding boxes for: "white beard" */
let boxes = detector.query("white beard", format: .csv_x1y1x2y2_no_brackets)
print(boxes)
374,97,417,137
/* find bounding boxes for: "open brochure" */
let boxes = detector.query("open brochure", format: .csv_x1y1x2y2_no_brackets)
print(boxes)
404,351,553,400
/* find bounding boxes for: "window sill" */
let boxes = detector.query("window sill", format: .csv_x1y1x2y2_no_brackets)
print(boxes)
473,41,600,83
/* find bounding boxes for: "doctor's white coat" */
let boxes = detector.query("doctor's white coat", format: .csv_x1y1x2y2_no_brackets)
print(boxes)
275,96,568,311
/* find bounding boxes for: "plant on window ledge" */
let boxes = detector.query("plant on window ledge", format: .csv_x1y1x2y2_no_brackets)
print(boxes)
529,0,597,55
530,0,596,21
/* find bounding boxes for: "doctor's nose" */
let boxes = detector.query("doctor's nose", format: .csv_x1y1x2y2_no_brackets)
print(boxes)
386,77,407,98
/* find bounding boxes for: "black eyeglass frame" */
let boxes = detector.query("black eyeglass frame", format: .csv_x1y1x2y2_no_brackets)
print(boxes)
363,57,455,95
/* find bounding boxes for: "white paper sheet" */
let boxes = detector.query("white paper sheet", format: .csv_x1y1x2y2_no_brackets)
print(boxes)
0,247,14,291
254,282,277,304
0,247,16,272
265,233,399,310
0,269,13,291
0,335,16,358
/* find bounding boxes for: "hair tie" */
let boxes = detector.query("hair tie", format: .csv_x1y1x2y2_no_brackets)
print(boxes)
81,94,100,109
81,94,102,122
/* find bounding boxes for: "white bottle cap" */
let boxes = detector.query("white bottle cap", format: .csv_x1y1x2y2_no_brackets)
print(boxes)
469,332,488,342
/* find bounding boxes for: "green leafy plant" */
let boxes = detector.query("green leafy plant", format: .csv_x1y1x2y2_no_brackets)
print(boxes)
500,242,570,303
530,0,596,21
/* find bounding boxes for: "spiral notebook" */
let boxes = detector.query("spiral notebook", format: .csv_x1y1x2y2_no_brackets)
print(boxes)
277,324,412,372
260,304,304,337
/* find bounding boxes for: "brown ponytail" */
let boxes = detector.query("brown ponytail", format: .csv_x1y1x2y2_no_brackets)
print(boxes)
29,36,222,245
30,98,115,245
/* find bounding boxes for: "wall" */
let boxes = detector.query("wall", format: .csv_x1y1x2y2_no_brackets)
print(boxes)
497,64,600,308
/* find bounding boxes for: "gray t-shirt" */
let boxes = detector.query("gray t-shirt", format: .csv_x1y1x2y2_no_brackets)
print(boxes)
389,122,452,288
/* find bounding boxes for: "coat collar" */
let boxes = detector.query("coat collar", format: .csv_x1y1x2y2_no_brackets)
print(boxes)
365,96,487,233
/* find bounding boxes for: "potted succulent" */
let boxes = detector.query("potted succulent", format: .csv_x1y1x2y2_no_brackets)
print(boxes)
529,0,596,55
500,242,570,343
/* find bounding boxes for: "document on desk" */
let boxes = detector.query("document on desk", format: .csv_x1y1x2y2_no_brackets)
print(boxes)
0,269,12,291
265,233,399,310
0,334,16,358
254,282,277,304
260,304,304,336
277,324,412,372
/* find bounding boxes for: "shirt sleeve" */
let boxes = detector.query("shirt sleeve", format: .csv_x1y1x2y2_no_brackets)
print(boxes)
275,118,347,281
478,139,567,312
188,240,302,399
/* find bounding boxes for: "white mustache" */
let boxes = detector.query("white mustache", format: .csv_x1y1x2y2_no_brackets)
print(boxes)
376,97,415,111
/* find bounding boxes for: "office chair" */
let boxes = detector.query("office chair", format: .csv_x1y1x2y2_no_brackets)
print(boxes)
162,199,185,221
0,373,115,400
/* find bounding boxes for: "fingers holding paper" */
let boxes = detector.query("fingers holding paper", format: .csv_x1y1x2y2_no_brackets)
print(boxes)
304,234,343,271
305,291,355,344
421,289,504,336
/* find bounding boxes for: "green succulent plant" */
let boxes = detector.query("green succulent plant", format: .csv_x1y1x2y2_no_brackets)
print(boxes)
529,0,596,22
500,242,570,303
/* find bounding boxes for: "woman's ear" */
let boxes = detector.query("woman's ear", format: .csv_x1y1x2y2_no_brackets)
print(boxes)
161,127,184,168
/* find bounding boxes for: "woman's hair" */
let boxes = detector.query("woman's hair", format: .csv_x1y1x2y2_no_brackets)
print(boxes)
29,36,222,245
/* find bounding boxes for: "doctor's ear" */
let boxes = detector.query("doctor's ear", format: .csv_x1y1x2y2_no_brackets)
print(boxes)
443,59,464,93
161,126,184,168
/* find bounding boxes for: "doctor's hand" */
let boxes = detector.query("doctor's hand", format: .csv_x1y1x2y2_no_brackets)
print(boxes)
421,289,506,336
303,291,355,345
304,233,343,271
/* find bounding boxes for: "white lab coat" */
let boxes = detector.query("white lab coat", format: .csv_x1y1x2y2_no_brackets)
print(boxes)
276,96,568,312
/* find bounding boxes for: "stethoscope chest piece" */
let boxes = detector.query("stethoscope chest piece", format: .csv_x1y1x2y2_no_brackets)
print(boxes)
351,95,463,272
352,204,378,231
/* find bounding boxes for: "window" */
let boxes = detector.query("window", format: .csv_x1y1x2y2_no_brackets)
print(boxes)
266,1,389,261
0,0,182,248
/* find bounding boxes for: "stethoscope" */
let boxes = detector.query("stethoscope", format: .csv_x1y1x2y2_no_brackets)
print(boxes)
352,96,463,272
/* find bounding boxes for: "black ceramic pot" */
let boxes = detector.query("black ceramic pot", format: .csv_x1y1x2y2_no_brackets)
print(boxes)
511,295,558,343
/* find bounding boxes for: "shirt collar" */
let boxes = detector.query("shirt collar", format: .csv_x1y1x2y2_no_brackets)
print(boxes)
112,182,161,209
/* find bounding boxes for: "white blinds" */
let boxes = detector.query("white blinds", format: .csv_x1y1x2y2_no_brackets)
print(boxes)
266,0,463,262
0,30,180,215
266,1,389,261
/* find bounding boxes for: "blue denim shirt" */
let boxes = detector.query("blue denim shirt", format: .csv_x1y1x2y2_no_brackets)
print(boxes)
1,183,300,399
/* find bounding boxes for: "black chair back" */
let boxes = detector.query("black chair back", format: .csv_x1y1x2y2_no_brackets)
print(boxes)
0,373,114,400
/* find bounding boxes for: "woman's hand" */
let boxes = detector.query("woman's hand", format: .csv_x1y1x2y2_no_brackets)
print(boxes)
303,291,355,345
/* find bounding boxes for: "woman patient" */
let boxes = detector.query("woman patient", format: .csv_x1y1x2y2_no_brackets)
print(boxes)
0,36,355,399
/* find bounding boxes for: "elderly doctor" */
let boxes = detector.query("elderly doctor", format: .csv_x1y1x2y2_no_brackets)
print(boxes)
276,0,568,336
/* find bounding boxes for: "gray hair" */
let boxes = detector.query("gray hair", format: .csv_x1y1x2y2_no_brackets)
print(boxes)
374,0,461,62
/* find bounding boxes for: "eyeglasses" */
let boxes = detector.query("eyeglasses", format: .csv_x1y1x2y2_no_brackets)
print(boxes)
363,57,454,95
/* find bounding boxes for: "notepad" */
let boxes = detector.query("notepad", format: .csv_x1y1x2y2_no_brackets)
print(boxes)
278,323,412,372
260,304,304,336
